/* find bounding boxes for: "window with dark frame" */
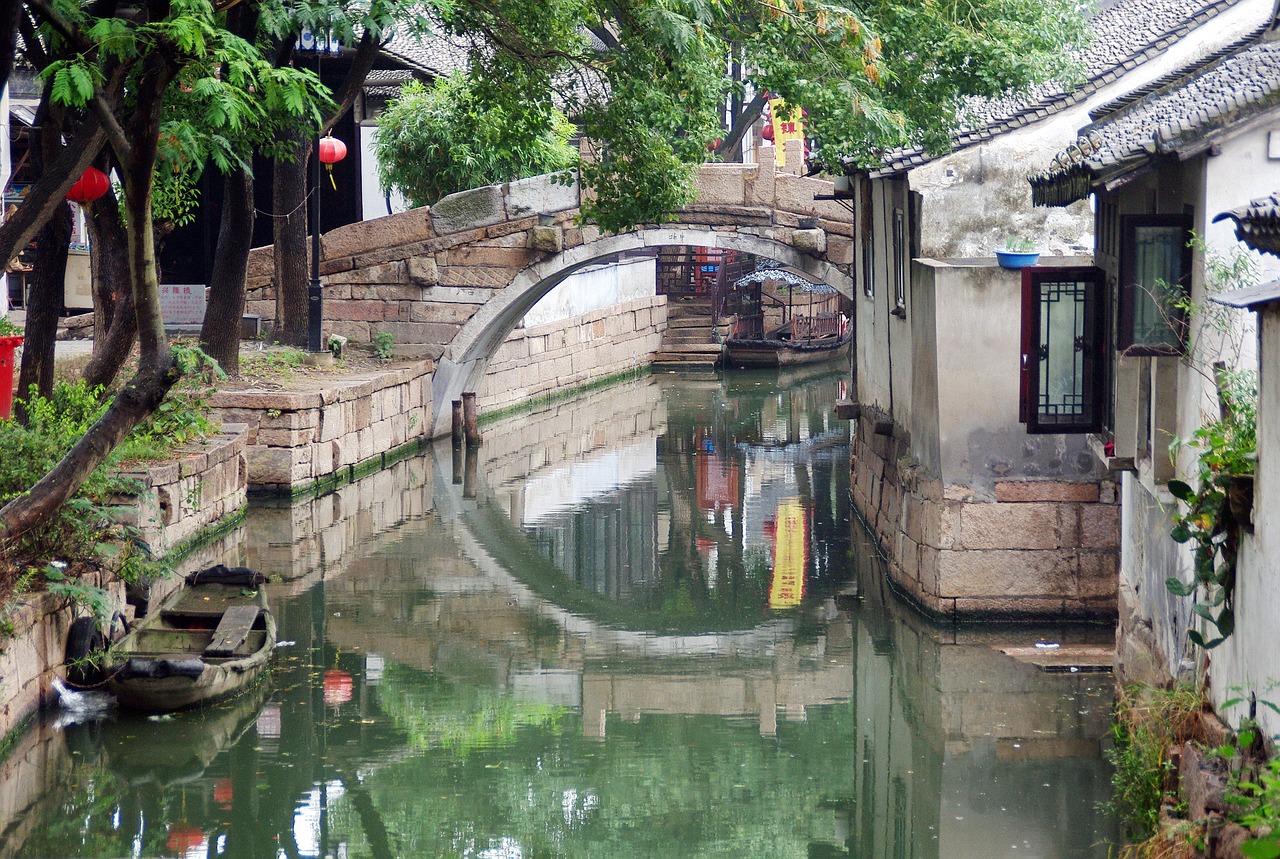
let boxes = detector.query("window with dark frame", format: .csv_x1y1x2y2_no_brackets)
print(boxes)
1019,267,1106,434
892,208,905,314
1119,214,1192,355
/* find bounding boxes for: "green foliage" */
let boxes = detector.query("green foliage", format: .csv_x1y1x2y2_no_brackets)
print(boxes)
240,347,306,377
1163,240,1259,651
0,378,207,572
376,74,577,208
0,318,20,336
1104,684,1204,841
43,563,114,624
407,0,1088,231
1004,236,1036,252
373,331,395,361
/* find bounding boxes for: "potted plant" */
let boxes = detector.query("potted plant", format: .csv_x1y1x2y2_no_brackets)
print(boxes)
995,237,1040,269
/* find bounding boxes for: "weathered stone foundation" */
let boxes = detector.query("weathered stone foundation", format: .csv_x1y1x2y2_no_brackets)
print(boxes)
477,296,664,414
851,413,1120,621
208,359,433,495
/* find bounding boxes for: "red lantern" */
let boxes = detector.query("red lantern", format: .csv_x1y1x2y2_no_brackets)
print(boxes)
760,122,774,142
66,166,110,204
318,134,347,190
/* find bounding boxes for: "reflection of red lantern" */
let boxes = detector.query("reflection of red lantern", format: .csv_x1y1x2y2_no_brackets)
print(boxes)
323,668,353,706
167,822,206,854
214,777,234,809
318,134,347,190
66,166,110,204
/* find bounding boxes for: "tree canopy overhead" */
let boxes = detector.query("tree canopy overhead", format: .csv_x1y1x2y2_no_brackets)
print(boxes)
378,0,1089,232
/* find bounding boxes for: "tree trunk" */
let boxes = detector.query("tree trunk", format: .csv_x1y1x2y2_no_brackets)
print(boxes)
82,290,136,390
83,183,136,390
0,44,177,548
273,130,311,347
201,166,254,375
14,204,71,421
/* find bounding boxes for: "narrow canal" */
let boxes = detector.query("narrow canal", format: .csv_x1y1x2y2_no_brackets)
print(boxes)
0,367,1119,858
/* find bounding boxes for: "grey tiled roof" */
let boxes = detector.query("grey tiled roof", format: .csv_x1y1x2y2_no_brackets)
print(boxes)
870,0,1245,177
1031,36,1280,206
1213,191,1280,256
381,26,472,77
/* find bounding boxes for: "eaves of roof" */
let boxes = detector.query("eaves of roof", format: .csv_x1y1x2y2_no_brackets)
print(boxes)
1031,35,1280,206
867,0,1246,179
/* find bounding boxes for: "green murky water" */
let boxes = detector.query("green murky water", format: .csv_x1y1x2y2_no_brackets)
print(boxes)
0,366,1118,858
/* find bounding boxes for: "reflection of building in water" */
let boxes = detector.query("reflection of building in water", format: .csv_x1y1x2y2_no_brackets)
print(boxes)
848,529,1117,859
519,440,662,601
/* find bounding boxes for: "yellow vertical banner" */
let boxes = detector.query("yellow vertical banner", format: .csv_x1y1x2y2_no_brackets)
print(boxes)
768,98,805,167
769,499,807,608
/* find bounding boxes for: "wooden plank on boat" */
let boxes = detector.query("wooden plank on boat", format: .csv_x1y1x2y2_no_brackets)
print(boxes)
204,605,260,657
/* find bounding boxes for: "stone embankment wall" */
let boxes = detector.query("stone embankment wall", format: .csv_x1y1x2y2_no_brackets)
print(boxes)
0,429,251,740
476,296,663,414
851,413,1120,620
114,425,249,556
208,360,433,495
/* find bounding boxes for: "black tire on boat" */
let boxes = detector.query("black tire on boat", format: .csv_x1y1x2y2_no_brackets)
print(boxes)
65,616,107,686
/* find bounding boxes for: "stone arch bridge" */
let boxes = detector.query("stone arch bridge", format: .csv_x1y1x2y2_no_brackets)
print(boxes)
244,147,854,435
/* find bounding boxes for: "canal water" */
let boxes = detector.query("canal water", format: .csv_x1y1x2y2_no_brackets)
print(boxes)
0,367,1119,858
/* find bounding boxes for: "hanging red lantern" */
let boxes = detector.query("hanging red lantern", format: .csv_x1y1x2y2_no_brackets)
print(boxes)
66,166,110,204
318,134,347,190
760,122,774,142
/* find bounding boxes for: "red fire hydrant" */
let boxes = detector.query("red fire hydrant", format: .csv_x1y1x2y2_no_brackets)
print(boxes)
0,335,22,420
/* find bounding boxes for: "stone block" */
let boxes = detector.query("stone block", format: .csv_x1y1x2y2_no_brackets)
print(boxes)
407,256,439,286
959,502,1062,550
1078,551,1119,598
445,245,537,269
937,548,1076,598
328,300,391,322
438,265,517,288
505,172,579,217
994,480,1100,503
246,446,298,486
792,228,827,253
530,224,564,253
694,166,748,205
333,261,406,286
1080,503,1120,548
324,207,434,260
430,184,506,234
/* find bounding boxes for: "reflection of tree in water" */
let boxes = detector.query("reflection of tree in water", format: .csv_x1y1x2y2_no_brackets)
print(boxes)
375,662,568,757
327,660,856,859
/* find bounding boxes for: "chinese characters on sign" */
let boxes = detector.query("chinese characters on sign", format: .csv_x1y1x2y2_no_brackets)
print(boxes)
768,98,805,167
159,284,207,327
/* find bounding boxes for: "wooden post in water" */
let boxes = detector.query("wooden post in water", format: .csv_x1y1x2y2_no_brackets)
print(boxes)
463,445,479,499
451,443,464,485
462,392,481,446
451,399,464,447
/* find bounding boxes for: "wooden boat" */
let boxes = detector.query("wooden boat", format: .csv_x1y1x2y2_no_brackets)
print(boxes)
724,322,852,368
104,565,276,712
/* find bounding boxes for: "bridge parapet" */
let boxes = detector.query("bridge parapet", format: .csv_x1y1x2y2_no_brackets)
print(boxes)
242,153,854,427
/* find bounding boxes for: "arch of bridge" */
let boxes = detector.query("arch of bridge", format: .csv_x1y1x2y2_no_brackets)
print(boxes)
287,161,853,436
430,224,852,433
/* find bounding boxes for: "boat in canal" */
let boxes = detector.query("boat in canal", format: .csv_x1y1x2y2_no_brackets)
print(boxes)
724,319,852,368
102,565,276,712
720,263,852,368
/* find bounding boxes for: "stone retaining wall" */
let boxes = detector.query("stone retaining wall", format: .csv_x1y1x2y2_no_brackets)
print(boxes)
476,296,665,414
208,360,433,495
0,571,127,742
114,425,249,557
851,413,1119,620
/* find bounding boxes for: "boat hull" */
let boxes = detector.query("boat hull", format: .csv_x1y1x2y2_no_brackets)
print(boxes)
724,333,851,369
104,566,276,713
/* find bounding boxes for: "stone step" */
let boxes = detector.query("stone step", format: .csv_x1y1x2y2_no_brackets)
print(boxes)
654,344,723,356
667,316,713,329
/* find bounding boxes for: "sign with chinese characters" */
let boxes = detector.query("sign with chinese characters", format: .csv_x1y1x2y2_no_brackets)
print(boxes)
768,97,805,167
160,283,206,326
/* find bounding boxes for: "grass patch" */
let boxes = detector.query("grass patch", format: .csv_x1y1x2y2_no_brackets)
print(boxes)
1105,684,1205,846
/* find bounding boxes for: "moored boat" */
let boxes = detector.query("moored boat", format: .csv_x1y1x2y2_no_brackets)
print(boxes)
103,565,276,712
724,322,852,368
